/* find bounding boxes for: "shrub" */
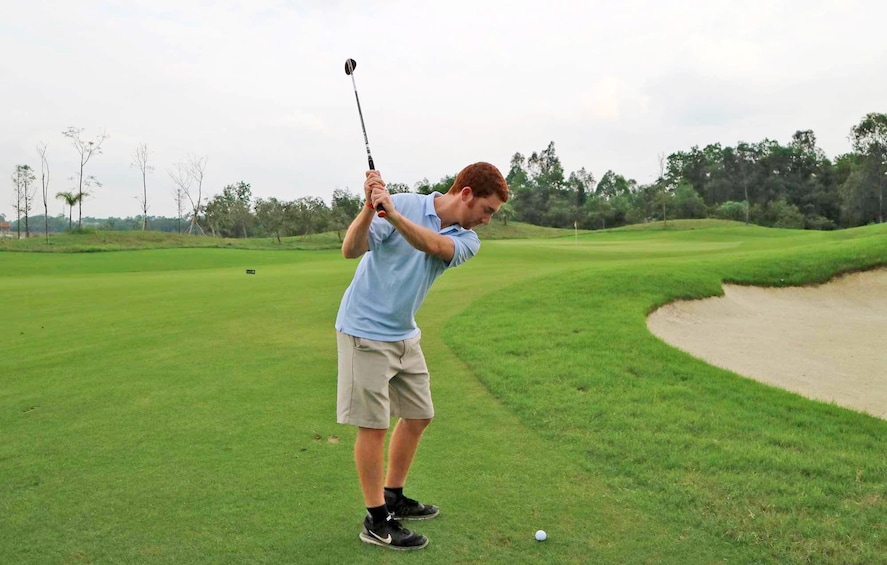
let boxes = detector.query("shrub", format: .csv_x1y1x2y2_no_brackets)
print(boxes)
713,201,747,222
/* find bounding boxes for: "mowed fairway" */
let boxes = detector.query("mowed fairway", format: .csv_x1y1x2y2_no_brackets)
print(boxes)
1,222,885,564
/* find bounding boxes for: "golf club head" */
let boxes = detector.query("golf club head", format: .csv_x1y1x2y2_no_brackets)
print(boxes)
344,58,357,75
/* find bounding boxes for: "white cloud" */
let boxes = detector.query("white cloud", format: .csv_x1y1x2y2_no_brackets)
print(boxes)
1,0,885,218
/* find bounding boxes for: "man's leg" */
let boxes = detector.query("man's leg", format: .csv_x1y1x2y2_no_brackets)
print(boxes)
339,332,429,550
355,424,429,550
385,418,432,488
384,418,440,520
355,426,388,507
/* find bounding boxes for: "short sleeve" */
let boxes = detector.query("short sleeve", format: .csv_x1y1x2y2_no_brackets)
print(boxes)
368,213,395,250
445,230,480,268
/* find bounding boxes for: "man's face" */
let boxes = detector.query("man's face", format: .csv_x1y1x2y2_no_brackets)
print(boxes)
462,191,504,229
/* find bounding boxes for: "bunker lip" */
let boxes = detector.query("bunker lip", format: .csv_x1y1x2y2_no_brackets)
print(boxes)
646,269,887,420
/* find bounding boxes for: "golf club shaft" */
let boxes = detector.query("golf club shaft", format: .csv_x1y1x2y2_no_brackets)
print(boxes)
349,73,386,217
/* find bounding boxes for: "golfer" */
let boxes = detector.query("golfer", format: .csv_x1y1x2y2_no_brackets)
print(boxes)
335,162,508,550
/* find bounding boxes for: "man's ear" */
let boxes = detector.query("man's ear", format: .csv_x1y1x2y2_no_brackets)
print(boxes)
460,186,473,201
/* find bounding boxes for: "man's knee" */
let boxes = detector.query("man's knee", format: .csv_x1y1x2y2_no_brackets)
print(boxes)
357,426,388,444
402,418,433,432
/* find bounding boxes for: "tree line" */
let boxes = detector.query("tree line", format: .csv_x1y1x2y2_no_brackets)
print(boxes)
506,112,885,230
6,113,885,239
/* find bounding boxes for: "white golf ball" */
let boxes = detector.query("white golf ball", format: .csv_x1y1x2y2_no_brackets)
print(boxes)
535,529,547,541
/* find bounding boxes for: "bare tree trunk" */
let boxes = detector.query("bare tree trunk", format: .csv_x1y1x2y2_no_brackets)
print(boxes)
25,173,36,238
62,127,108,229
880,159,885,224
38,144,50,243
11,165,35,239
169,155,208,236
13,169,22,239
143,169,148,230
173,188,185,233
658,152,668,226
132,143,153,230
77,161,83,228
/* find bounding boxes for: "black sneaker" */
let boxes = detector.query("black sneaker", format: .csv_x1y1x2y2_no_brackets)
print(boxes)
385,490,440,521
359,515,429,551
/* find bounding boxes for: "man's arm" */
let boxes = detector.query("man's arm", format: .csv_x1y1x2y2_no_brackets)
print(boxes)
342,171,386,259
341,205,375,259
385,210,455,263
370,184,455,263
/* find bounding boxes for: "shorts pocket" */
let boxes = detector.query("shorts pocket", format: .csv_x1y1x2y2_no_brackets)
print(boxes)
351,335,371,351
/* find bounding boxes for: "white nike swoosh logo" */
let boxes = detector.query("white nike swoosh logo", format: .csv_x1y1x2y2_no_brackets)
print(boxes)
370,531,392,544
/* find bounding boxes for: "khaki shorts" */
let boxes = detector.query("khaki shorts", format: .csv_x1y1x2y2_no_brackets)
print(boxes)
336,331,434,429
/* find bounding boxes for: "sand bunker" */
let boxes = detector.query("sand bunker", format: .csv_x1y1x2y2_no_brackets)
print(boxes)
647,269,886,419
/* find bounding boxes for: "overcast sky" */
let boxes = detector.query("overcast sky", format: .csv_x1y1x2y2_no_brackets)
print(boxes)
3,0,885,219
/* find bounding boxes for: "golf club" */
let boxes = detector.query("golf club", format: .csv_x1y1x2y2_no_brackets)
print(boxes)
344,58,386,217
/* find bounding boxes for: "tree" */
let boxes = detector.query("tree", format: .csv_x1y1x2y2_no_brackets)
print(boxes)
432,175,455,194
652,189,676,224
331,188,362,240
169,155,207,235
131,143,154,230
527,141,565,193
62,127,108,228
596,170,631,199
495,200,516,226
735,142,758,224
255,197,291,242
414,175,455,195
37,144,50,242
506,152,529,187
413,178,433,195
567,167,595,208
508,151,543,225
524,142,565,225
289,196,330,236
203,181,252,237
583,194,614,229
386,182,411,194
713,200,747,221
11,165,36,238
55,191,80,230
654,152,672,225
230,182,254,237
173,187,187,233
764,199,805,229
673,181,707,218
849,112,887,223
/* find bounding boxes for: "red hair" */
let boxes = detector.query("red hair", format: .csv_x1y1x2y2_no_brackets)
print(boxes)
449,162,509,202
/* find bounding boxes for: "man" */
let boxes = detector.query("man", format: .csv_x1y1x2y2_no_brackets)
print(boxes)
335,162,508,550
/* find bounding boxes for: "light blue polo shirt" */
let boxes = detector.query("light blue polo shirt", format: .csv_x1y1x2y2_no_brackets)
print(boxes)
335,192,480,341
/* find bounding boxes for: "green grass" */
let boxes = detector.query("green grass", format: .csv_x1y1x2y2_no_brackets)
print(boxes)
1,221,885,563
0,220,566,254
473,220,586,239
0,229,345,252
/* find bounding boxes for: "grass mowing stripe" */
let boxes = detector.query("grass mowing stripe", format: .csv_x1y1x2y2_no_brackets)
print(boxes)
0,247,336,277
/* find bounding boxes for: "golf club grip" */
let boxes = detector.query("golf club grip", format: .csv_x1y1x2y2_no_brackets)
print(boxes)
367,157,387,217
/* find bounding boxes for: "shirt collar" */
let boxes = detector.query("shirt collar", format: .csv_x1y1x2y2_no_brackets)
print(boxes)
424,192,441,219
425,192,463,234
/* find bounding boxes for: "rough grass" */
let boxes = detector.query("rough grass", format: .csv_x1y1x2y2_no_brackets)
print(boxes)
448,222,886,563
